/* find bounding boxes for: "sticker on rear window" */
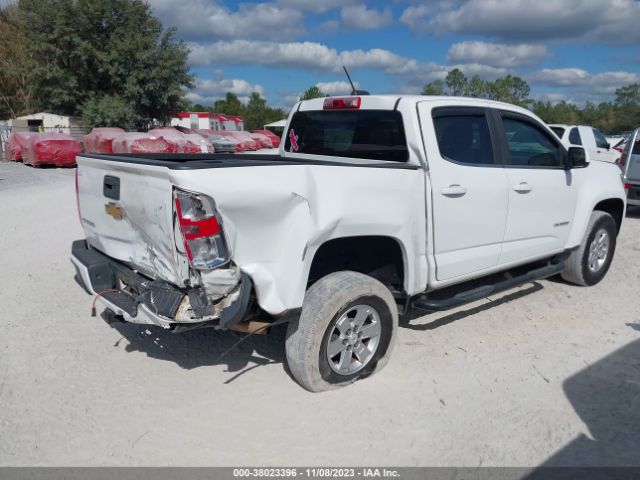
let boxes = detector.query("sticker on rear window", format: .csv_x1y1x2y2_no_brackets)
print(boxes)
289,129,299,152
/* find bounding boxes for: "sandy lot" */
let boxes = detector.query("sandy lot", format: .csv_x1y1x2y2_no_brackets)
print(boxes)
0,160,638,467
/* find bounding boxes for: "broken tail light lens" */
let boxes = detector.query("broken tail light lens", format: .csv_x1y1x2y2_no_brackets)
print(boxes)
174,189,229,270
323,97,361,110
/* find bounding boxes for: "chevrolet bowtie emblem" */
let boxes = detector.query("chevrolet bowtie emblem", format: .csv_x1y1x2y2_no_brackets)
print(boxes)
105,202,125,220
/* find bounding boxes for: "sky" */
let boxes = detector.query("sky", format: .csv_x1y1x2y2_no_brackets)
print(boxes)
8,0,639,110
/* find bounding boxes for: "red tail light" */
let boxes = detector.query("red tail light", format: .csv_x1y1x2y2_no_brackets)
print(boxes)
323,97,361,110
174,189,229,270
624,183,632,191
618,151,628,167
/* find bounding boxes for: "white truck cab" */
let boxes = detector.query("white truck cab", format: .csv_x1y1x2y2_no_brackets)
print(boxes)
549,124,620,164
71,95,626,391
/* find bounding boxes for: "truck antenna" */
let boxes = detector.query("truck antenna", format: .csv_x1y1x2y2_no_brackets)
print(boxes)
343,66,357,95
342,66,369,95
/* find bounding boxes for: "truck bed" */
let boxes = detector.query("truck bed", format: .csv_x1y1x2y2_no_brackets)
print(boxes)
80,153,419,170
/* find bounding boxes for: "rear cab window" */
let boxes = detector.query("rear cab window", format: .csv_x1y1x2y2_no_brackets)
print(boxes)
284,110,408,162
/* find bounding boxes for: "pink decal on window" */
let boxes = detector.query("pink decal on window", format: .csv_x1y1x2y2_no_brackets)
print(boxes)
289,129,299,152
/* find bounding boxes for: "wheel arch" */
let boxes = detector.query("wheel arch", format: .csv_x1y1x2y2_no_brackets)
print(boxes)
593,197,624,234
306,235,408,295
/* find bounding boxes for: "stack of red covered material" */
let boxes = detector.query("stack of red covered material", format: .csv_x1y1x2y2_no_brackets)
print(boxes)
4,132,34,161
22,133,82,167
84,128,125,154
111,132,175,154
182,133,214,153
148,128,213,153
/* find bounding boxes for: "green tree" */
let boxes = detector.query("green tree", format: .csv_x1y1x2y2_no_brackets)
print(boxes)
15,0,193,129
614,83,640,108
300,86,327,101
80,94,137,129
487,75,531,106
422,79,445,96
0,4,33,118
213,92,244,116
445,68,468,96
242,92,286,130
465,75,488,98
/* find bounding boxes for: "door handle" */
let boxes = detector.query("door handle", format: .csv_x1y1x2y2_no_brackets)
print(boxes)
441,184,467,196
513,182,532,193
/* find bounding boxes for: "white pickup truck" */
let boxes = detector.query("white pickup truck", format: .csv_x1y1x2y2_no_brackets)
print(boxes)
71,95,626,392
548,124,620,164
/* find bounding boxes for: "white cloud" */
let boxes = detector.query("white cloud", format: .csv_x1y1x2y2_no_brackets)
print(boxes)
340,4,393,30
188,40,420,75
399,4,430,33
147,0,303,41
186,74,265,105
401,0,640,44
316,81,360,95
276,0,360,13
529,68,640,93
447,41,548,68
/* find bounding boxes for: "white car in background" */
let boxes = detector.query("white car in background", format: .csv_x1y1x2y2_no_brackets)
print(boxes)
549,124,620,163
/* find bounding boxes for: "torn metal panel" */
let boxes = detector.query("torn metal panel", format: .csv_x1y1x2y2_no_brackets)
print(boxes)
170,163,427,314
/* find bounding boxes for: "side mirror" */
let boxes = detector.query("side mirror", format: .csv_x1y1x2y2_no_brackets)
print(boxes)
567,146,588,169
606,142,611,150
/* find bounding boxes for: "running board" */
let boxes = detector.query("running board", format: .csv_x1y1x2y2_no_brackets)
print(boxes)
412,261,565,312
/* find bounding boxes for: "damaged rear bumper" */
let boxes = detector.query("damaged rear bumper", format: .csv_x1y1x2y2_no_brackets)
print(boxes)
70,240,250,330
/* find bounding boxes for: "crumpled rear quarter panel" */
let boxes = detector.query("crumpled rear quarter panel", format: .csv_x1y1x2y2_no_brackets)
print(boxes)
170,164,426,314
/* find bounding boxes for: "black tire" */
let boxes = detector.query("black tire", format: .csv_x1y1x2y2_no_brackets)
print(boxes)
561,211,617,286
285,271,398,392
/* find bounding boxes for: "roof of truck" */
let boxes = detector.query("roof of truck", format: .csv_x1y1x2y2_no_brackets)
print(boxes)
296,94,534,117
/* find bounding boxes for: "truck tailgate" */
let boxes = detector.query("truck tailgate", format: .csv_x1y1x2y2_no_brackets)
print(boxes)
76,155,185,286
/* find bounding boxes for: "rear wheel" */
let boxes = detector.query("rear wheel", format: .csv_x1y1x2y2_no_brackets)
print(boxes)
285,271,397,392
561,211,617,286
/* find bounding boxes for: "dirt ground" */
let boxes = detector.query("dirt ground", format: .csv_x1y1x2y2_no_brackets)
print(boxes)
0,160,638,467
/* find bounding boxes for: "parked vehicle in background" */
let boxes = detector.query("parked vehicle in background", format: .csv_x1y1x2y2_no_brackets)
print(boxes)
232,131,261,150
249,132,272,149
549,124,620,163
22,133,81,167
618,128,640,206
252,129,281,148
215,130,258,151
199,129,245,153
4,132,33,161
202,133,236,153
112,132,173,154
84,128,126,154
71,95,625,392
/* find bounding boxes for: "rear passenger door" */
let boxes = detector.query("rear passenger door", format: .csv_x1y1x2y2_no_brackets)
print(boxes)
420,105,509,281
495,111,577,265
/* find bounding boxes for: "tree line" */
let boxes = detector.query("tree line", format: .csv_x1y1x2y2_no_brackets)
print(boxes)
423,69,640,133
0,0,192,130
2,1,638,134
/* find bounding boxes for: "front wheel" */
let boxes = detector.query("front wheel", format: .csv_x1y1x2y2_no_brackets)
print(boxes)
285,271,398,392
561,211,617,286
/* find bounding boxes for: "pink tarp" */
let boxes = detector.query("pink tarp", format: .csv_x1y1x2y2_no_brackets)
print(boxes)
147,128,213,153
22,133,82,167
84,128,125,154
4,132,33,161
112,132,175,154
